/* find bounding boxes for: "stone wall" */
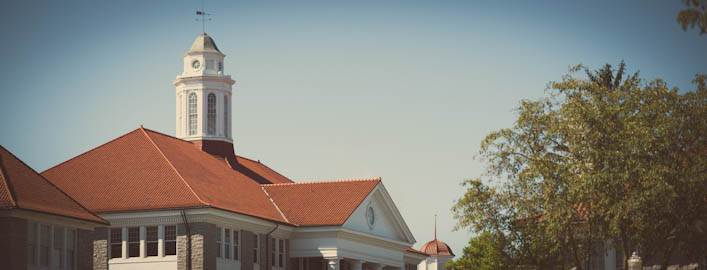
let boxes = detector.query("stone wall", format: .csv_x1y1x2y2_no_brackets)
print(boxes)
177,222,217,270
90,227,108,270
0,216,28,270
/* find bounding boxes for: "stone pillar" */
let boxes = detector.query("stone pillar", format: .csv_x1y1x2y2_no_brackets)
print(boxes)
88,227,108,270
177,222,217,270
627,252,642,270
327,257,342,270
350,260,364,270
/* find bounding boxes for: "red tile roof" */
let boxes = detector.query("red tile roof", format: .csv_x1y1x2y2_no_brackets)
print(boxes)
41,127,287,223
0,145,106,224
420,239,455,256
262,178,381,226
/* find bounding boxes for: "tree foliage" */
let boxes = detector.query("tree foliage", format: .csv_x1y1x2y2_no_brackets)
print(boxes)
445,231,507,270
452,62,707,270
677,0,707,35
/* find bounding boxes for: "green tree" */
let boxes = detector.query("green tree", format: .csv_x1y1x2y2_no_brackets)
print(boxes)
452,62,707,270
677,0,707,35
445,231,507,270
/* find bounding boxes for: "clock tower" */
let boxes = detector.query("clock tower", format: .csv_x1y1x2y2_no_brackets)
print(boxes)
174,33,236,158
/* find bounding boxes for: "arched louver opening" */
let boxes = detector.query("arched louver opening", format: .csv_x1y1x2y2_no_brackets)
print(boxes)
207,93,216,135
188,93,198,136
224,96,229,137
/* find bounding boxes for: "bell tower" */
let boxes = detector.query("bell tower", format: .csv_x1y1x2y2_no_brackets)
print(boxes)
174,33,236,158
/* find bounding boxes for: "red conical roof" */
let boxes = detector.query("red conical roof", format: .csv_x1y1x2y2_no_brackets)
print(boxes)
419,239,455,256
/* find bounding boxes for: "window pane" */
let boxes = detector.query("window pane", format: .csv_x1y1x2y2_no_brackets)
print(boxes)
110,228,122,259
27,223,37,265
188,93,198,136
224,96,229,137
224,229,231,259
128,227,140,258
146,226,158,241
165,225,177,256
271,239,276,266
53,226,64,269
279,239,284,267
40,225,50,266
66,229,75,270
253,235,259,264
207,94,216,135
233,230,239,261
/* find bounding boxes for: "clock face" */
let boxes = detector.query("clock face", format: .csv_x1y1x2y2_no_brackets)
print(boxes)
366,206,375,227
192,60,201,69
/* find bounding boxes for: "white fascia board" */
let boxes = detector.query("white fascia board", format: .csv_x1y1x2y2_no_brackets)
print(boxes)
99,207,295,236
2,209,103,231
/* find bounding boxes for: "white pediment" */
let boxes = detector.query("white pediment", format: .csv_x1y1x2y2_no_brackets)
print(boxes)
343,183,416,244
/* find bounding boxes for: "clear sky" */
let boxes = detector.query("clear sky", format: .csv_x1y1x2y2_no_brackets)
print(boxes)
1,0,705,254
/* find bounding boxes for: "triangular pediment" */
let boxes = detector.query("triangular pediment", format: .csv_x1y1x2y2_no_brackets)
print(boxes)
342,183,416,244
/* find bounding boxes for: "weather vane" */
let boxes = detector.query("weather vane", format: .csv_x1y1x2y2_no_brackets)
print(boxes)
195,0,212,33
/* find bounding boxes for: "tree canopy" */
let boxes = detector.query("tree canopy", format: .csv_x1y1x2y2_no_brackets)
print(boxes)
677,0,707,35
451,62,707,270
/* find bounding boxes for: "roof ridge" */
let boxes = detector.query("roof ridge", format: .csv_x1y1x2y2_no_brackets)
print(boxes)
261,177,382,186
139,126,210,207
260,186,292,224
0,146,18,208
236,155,294,183
42,127,144,174
1,145,106,224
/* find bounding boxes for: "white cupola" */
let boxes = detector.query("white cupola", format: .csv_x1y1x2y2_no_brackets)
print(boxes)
174,33,236,144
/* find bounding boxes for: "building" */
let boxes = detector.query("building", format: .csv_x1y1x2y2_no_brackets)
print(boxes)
0,32,457,270
416,221,454,270
0,145,107,270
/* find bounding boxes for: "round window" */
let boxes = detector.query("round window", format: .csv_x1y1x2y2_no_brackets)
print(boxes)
366,206,375,227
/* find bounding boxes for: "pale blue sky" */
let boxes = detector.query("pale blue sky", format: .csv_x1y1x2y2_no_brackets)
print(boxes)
1,0,705,253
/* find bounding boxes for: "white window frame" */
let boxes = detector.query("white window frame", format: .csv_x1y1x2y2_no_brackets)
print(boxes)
207,93,216,135
27,222,78,270
253,234,260,265
216,226,223,258
188,93,198,136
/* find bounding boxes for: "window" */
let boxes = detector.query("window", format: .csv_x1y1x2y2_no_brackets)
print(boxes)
53,226,64,268
66,229,76,270
40,224,50,266
207,93,216,135
253,234,259,264
225,229,232,259
188,93,198,136
216,226,223,258
28,223,37,265
271,238,276,267
110,228,122,259
233,230,239,261
223,96,229,137
165,225,177,256
146,226,158,257
218,62,223,73
278,239,285,268
128,227,140,258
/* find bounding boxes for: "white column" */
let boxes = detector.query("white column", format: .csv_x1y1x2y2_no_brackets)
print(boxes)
121,227,128,259
158,225,165,257
327,257,342,270
139,226,146,258
350,260,364,270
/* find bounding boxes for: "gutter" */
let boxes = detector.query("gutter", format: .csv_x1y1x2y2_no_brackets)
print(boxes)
264,223,279,270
